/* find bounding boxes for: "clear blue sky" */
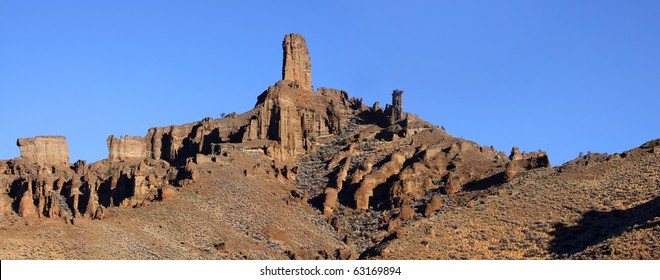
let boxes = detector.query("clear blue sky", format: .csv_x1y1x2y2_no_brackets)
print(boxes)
1,1,658,165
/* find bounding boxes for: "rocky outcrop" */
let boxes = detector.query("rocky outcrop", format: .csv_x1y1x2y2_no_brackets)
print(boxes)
98,35,357,166
389,90,404,126
107,136,149,162
17,136,70,165
424,195,443,217
282,33,313,91
323,154,352,216
144,117,237,165
18,181,38,218
242,81,357,163
0,33,547,250
504,148,551,182
105,116,249,165
0,157,177,222
354,148,416,211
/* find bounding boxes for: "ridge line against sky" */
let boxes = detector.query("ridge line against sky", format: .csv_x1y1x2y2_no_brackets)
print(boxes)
1,1,659,166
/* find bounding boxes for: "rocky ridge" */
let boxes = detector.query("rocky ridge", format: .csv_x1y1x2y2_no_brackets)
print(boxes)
0,34,656,260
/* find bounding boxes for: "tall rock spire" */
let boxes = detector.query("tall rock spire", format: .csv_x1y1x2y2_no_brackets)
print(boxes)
390,90,404,125
282,33,313,91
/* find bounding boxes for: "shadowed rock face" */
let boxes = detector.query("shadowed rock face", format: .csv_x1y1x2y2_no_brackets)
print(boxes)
17,136,70,165
0,157,176,220
282,33,313,91
504,148,551,182
390,90,404,126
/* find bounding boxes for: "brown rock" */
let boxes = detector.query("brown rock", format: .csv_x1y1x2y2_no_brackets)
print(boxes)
17,136,70,165
350,155,375,185
389,90,404,125
0,196,10,216
282,33,313,91
444,177,462,195
48,191,73,222
107,135,149,162
504,150,551,182
355,151,410,210
330,216,342,233
387,217,402,232
343,235,351,246
84,178,100,219
19,182,38,218
337,248,353,260
424,195,443,217
322,188,339,217
400,204,415,221
509,147,523,160
160,186,176,201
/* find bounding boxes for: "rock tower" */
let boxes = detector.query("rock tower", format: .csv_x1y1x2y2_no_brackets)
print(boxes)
390,90,404,125
282,33,313,91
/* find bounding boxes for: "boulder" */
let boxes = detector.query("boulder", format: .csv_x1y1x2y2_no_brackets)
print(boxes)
424,195,443,217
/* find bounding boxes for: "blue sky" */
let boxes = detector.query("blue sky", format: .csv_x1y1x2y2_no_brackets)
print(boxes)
1,1,658,165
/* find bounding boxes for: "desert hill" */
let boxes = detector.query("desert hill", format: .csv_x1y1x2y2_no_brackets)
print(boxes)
0,34,657,260
362,140,659,259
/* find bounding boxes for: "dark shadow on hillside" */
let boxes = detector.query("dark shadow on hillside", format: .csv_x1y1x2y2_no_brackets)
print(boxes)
462,172,504,192
549,196,660,257
359,232,398,260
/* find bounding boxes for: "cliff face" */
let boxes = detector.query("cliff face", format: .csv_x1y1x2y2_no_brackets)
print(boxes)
247,81,356,163
17,136,70,165
0,157,175,220
107,136,149,162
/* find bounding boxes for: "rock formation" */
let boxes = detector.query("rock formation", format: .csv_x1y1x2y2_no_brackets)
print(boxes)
90,36,355,166
17,136,70,165
0,34,515,230
0,155,176,222
424,195,443,217
107,135,149,162
282,33,313,91
390,90,404,125
504,147,551,182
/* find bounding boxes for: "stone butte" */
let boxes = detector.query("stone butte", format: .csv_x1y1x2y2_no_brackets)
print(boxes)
17,136,70,165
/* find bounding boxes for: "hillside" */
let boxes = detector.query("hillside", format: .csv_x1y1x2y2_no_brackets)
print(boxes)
362,141,659,259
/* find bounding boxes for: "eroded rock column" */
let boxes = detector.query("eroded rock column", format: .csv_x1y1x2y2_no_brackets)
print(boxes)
282,33,313,91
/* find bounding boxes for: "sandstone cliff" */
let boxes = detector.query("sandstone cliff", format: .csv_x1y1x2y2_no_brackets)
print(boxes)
17,136,70,165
